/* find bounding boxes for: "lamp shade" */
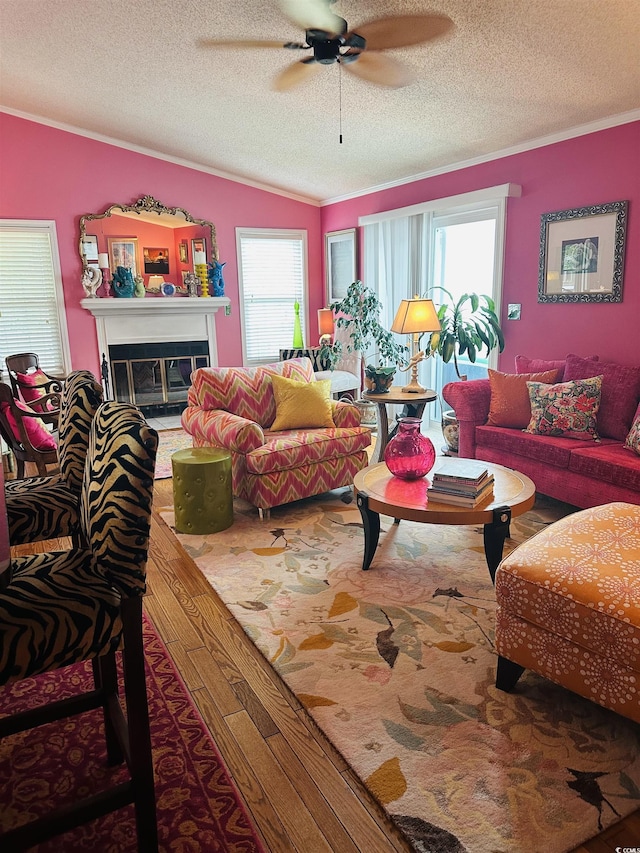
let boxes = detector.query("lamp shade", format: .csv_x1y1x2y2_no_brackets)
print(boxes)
391,298,441,334
98,253,109,269
147,275,165,288
317,308,334,338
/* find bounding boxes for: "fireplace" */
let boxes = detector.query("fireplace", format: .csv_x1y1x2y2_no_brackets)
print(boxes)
108,341,209,416
81,296,230,415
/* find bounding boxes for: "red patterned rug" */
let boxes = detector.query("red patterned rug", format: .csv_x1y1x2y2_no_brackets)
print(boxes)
0,614,264,852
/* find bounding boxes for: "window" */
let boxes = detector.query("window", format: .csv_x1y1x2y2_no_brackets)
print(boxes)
0,221,71,375
236,228,308,365
360,184,520,421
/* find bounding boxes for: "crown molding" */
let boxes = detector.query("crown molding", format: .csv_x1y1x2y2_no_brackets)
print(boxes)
321,109,640,207
0,106,321,207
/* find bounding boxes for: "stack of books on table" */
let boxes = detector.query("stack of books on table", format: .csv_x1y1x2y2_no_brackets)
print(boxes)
428,462,495,507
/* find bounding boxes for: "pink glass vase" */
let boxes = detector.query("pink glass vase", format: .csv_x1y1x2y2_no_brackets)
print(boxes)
384,417,436,480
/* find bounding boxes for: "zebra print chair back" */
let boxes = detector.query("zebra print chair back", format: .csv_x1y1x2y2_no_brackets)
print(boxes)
81,401,158,597
5,370,103,546
58,369,103,491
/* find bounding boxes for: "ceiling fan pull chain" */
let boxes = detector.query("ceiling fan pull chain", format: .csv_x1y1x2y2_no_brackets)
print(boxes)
339,61,343,144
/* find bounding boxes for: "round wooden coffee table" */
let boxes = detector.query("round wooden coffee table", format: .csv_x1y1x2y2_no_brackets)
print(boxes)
353,458,536,581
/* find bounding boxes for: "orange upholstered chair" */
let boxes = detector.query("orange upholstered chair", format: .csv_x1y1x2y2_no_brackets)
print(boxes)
495,501,640,723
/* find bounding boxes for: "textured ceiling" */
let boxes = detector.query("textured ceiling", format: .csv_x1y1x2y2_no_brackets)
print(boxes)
1,0,639,202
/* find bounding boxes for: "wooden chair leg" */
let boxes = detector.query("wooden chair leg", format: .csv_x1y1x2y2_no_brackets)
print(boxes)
121,598,158,853
496,655,525,691
92,654,124,766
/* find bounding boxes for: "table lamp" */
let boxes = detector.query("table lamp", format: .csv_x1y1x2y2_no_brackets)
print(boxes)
391,297,441,393
318,308,334,345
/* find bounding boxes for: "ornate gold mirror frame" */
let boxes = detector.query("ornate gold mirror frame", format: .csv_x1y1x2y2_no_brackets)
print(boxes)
78,195,218,275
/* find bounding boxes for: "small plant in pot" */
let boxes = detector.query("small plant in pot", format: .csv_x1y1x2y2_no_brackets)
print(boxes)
319,280,408,394
428,287,505,452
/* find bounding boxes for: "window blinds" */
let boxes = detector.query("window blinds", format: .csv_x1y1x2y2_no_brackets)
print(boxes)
237,230,307,364
0,225,67,374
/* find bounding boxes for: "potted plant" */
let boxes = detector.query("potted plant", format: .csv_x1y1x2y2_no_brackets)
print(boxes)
427,287,505,452
318,280,408,394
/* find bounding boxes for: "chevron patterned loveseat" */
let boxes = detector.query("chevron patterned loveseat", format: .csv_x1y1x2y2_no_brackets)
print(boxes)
181,357,371,517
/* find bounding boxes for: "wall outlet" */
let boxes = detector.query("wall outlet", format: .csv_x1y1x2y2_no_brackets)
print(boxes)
225,304,231,315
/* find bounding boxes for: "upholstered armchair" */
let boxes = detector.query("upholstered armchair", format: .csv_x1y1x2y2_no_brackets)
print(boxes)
5,370,103,545
0,401,159,850
182,357,371,518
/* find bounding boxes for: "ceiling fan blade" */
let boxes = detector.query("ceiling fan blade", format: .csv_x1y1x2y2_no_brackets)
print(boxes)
198,38,291,49
348,14,454,51
278,0,345,35
273,59,322,92
344,52,414,89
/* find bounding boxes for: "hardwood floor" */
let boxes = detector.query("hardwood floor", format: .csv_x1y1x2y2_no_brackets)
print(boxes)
7,469,640,851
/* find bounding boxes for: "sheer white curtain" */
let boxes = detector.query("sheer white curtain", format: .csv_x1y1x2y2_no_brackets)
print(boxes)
363,214,428,362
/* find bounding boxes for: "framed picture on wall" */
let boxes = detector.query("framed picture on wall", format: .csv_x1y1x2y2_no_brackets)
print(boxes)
107,237,138,277
538,200,628,303
326,228,357,302
179,240,188,263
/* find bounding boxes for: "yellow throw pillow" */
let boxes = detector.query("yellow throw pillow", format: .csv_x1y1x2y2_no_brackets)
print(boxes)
270,375,335,430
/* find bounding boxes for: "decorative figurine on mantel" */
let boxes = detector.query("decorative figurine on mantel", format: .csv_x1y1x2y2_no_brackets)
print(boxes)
134,274,146,298
184,271,200,298
111,266,135,298
81,265,102,298
207,260,226,296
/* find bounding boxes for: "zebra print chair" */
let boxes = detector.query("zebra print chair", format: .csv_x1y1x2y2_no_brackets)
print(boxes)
0,401,159,852
5,369,103,545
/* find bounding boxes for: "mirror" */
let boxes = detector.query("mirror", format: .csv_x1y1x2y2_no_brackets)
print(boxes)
79,195,218,293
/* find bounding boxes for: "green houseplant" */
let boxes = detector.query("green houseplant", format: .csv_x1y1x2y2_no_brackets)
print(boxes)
427,287,505,452
319,280,408,393
428,287,505,380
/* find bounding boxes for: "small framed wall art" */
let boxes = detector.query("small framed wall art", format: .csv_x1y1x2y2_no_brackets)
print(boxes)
107,237,138,278
143,247,170,274
326,228,357,302
538,200,627,303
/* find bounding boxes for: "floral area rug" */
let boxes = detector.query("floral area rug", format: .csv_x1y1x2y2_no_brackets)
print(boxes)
159,492,640,853
154,428,193,479
0,614,263,852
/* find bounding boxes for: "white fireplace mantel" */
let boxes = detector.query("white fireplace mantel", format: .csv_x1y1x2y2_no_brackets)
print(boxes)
81,296,230,367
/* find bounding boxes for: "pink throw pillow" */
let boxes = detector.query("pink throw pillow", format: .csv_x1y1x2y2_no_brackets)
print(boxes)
0,399,57,451
563,354,640,440
514,354,598,383
17,369,48,401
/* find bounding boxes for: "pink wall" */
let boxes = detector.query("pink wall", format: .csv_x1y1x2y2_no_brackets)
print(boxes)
321,121,640,368
0,113,322,377
2,114,638,377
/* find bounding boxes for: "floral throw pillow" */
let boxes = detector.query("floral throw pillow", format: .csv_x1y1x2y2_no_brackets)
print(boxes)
525,376,603,440
624,411,640,457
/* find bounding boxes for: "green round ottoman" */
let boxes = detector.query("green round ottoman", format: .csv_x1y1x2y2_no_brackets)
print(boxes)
172,447,233,534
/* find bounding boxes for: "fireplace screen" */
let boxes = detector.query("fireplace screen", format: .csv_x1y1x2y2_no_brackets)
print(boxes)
109,341,209,415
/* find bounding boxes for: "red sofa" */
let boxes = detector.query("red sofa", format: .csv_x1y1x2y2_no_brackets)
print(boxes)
442,354,640,508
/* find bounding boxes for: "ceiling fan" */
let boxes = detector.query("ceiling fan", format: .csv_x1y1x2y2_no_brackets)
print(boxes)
199,0,454,91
